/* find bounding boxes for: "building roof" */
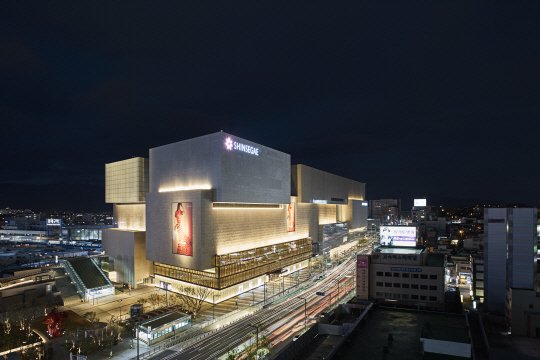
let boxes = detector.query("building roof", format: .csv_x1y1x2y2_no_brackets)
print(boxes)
377,247,423,255
65,257,112,289
335,308,468,360
140,311,190,331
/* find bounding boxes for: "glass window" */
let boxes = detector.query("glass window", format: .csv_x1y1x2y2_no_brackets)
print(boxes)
385,283,392,287
402,284,409,289
429,285,437,291
376,271,383,276
429,296,437,301
429,275,437,280
402,294,410,299
393,283,400,288
376,282,383,286
411,284,419,289
412,274,419,279
420,274,428,279
420,295,426,300
393,273,400,277
402,273,409,278
385,272,392,277
411,294,419,300
420,285,428,290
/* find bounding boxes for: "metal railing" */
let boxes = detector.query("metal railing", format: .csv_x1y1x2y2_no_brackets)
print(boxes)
60,260,85,299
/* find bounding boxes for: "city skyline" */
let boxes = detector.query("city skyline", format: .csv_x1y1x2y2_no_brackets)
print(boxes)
1,2,539,212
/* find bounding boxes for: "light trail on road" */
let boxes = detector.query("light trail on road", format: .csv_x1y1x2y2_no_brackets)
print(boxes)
167,258,358,360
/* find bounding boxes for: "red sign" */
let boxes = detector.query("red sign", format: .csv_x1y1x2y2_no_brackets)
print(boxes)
173,202,193,256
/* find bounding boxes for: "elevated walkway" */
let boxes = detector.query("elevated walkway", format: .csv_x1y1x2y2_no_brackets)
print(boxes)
60,257,114,301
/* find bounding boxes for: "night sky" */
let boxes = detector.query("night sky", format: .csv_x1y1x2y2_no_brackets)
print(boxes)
1,2,540,213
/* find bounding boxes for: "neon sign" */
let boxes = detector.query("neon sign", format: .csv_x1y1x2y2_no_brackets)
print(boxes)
225,137,259,156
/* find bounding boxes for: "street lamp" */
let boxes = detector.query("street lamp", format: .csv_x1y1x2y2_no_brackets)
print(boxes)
213,294,220,319
298,297,307,331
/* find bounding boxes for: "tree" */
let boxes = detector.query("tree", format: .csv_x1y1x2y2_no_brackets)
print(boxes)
83,311,100,328
148,294,159,309
172,279,213,317
225,348,239,360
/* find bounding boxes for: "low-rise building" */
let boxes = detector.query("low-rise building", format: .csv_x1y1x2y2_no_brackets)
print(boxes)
358,247,445,311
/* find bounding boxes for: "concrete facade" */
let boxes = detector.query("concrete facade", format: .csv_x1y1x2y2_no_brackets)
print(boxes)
102,229,153,288
506,287,540,337
485,208,537,313
366,249,445,309
149,132,291,204
291,165,365,204
105,157,149,203
114,203,146,231
146,189,338,271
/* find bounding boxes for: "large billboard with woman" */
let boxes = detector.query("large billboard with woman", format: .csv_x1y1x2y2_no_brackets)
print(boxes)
172,202,193,256
380,226,416,247
287,203,295,232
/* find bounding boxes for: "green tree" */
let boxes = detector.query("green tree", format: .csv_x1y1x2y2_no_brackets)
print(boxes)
225,348,239,360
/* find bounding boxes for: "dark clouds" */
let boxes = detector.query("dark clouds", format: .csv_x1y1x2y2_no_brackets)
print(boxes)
1,1,539,212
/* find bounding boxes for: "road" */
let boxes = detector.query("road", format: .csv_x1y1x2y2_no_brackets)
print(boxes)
167,259,357,360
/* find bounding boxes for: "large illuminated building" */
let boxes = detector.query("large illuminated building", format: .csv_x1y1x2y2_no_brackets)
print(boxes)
102,132,367,301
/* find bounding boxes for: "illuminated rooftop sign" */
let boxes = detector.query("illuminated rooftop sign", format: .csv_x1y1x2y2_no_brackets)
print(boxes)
47,219,61,226
225,137,259,156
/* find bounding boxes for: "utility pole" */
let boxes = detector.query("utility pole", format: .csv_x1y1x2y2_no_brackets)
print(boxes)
248,324,259,356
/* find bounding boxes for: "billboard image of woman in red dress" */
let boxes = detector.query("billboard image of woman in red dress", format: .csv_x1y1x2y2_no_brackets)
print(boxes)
287,203,295,232
173,202,193,256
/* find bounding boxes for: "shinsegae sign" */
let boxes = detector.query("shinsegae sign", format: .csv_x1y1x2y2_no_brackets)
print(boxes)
225,137,259,156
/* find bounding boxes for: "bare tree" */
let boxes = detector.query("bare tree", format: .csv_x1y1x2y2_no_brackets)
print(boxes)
172,278,213,317
148,294,159,309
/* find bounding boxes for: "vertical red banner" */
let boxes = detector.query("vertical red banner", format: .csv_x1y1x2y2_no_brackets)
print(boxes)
172,202,193,256
287,203,296,232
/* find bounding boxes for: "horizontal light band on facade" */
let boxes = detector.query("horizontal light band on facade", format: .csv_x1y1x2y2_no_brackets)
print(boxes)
212,203,282,209
158,185,211,193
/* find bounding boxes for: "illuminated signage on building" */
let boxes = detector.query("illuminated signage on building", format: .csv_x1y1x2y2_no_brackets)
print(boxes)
357,255,370,300
46,219,61,226
390,267,422,272
414,199,427,207
380,226,417,247
361,201,368,207
225,137,259,156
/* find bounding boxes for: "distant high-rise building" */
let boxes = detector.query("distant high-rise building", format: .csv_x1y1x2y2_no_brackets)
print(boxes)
484,208,537,313
369,199,401,224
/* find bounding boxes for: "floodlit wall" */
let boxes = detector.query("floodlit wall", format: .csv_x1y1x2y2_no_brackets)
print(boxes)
105,157,149,203
146,190,337,271
102,229,152,288
291,165,365,204
114,203,146,231
149,132,290,204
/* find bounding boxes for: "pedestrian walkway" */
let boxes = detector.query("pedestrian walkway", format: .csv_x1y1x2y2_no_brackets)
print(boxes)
58,268,316,359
